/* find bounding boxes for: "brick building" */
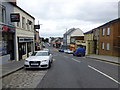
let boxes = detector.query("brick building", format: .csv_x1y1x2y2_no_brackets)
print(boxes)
98,18,120,57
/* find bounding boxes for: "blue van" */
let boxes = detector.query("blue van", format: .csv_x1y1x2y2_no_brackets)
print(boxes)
73,48,85,56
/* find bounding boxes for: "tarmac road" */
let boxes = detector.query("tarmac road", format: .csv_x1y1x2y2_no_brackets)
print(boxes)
37,45,119,88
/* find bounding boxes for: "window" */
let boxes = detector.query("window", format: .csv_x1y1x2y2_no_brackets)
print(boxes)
107,27,110,35
2,34,8,55
106,43,110,50
22,17,25,29
0,4,6,23
102,28,105,36
102,42,105,49
27,20,30,30
17,22,20,27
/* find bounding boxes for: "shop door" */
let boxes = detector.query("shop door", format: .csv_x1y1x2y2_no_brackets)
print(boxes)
19,43,22,60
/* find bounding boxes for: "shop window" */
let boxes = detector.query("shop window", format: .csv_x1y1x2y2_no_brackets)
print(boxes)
2,35,8,55
27,43,31,53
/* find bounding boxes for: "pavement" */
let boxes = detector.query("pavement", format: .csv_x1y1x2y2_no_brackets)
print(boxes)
0,59,24,78
86,54,120,65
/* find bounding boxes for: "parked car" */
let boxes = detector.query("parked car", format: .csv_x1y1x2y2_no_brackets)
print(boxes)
58,48,64,52
24,50,53,69
73,48,85,57
63,49,69,53
43,48,50,52
66,49,73,54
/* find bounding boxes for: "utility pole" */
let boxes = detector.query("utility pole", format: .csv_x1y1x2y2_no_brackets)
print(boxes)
66,28,67,49
37,20,42,49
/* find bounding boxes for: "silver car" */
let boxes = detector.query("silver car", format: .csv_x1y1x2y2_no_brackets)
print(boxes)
24,50,53,69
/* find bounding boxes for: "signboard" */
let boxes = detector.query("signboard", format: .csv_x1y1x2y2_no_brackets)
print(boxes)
2,26,15,33
76,37,84,40
34,25,40,29
10,13,20,22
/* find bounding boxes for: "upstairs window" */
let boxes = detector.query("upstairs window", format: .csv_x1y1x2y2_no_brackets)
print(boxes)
27,20,30,30
107,27,110,35
102,28,105,36
0,5,6,23
22,17,25,29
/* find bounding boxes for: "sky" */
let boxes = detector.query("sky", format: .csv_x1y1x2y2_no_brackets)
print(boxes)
17,0,119,38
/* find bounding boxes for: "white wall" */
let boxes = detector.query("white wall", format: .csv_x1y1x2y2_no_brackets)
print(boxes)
70,28,84,37
13,6,35,61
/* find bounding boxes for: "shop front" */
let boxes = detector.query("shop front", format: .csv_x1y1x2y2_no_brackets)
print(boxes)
1,24,15,60
18,37,34,60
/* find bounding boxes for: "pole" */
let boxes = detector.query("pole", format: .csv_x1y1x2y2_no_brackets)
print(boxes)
66,28,67,49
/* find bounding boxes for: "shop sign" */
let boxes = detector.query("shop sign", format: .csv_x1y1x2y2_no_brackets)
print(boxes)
2,26,15,33
76,37,84,40
34,25,40,29
10,13,20,22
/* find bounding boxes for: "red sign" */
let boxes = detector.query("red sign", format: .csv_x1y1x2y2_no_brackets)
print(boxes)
76,37,84,40
2,26,8,31
2,26,15,32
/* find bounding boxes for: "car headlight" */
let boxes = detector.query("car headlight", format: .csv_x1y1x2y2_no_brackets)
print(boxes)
42,60,48,62
25,60,29,62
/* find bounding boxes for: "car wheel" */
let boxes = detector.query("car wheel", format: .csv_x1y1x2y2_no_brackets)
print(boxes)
48,61,51,69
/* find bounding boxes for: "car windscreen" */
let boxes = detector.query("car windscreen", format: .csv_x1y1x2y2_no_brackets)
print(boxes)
35,52,48,56
31,52,37,56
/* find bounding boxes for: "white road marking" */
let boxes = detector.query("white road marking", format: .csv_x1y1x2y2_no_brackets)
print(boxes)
88,65,120,84
72,58,81,63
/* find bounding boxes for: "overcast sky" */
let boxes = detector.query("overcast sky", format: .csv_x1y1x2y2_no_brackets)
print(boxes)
17,0,119,37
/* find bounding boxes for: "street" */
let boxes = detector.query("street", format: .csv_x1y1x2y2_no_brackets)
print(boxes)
2,44,120,88
37,45,119,88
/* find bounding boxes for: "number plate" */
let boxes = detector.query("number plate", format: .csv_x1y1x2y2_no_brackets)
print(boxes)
31,63,39,65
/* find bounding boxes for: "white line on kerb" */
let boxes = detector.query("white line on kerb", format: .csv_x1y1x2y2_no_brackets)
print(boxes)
72,58,81,63
88,65,120,84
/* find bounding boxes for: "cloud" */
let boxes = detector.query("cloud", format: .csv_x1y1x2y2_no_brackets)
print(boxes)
17,0,119,37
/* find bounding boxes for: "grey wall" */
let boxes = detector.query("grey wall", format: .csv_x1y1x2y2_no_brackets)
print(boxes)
2,2,14,25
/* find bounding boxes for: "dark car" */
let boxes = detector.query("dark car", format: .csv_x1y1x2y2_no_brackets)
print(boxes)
73,48,85,57
58,48,64,52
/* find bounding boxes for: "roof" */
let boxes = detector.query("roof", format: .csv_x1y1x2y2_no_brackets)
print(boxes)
84,30,93,34
84,18,120,33
64,28,76,35
9,2,35,19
